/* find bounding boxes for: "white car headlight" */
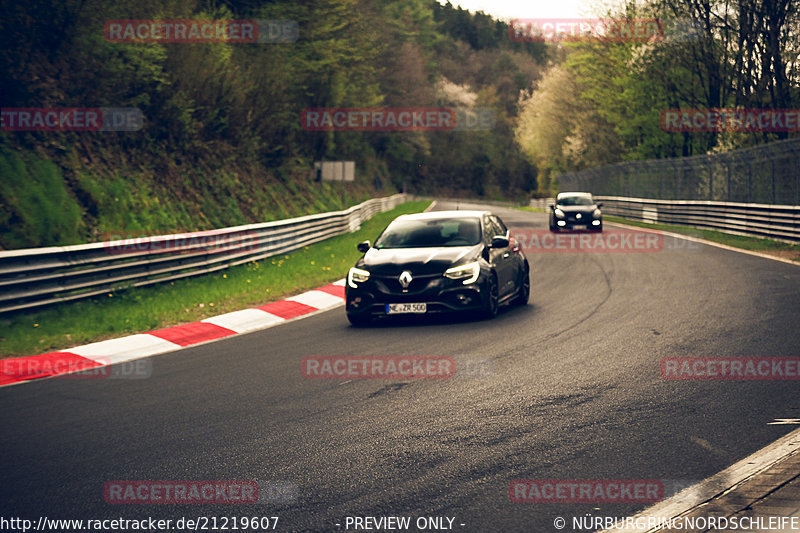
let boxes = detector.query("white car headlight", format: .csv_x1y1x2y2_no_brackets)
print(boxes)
444,261,480,285
554,208,565,218
593,208,602,218
348,267,370,288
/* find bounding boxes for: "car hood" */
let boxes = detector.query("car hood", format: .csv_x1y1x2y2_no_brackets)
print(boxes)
358,245,481,275
557,205,598,213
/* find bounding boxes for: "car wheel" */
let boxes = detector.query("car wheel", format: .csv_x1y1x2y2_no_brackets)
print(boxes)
594,223,603,232
513,266,530,306
481,273,499,319
347,313,372,327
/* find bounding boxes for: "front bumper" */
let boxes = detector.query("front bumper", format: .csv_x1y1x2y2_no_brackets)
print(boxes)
553,216,602,231
345,271,490,319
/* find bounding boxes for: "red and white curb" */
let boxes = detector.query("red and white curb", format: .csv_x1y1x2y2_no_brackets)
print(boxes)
0,280,346,388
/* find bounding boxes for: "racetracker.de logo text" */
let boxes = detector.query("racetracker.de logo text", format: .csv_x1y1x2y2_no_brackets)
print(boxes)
104,19,298,43
512,229,664,253
1,108,143,132
509,18,663,42
301,356,456,379
104,481,259,504
661,357,800,380
660,108,800,132
509,479,664,503
300,108,496,132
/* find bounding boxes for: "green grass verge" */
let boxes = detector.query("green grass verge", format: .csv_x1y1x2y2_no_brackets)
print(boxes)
0,201,431,358
604,215,800,260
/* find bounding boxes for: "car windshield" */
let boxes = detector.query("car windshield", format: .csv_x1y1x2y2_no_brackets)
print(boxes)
374,218,482,248
558,195,594,206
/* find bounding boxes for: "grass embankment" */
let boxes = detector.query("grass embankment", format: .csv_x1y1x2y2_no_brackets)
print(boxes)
0,145,383,250
0,201,431,358
604,215,800,262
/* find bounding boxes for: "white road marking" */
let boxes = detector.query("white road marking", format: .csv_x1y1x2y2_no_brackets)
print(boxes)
202,308,284,333
69,334,181,364
288,290,345,310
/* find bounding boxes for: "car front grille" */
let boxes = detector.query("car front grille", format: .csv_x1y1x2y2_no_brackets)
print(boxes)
566,213,592,222
373,273,440,294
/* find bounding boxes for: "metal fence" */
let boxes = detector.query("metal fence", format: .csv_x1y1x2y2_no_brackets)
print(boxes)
0,194,407,314
557,138,800,205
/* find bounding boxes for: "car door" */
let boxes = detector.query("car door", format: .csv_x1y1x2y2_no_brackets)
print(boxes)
487,215,515,297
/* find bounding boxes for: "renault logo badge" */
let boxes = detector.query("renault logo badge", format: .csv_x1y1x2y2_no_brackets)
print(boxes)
399,271,413,289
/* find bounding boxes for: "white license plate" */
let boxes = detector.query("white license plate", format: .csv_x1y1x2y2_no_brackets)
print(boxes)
572,224,587,230
386,303,427,314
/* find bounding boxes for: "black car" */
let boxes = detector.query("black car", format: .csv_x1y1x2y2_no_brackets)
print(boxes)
549,192,603,232
345,210,530,326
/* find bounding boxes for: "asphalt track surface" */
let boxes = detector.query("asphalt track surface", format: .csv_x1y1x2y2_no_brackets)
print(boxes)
2,201,799,532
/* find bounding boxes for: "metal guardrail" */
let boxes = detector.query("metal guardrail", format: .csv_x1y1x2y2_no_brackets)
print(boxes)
595,196,800,242
530,196,799,242
528,198,554,209
0,194,407,314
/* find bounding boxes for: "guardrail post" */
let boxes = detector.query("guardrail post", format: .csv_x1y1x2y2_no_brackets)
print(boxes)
726,160,731,202
772,158,776,205
708,163,713,201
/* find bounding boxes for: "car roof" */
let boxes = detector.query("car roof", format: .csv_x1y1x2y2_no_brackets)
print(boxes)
557,192,593,198
392,210,488,221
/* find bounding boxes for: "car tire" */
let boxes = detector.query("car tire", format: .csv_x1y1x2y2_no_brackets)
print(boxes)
593,223,603,232
347,313,372,327
481,273,499,319
513,266,530,306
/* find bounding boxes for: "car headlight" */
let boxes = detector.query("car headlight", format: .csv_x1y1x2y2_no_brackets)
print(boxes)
348,267,370,288
593,208,602,218
554,208,565,218
444,261,480,285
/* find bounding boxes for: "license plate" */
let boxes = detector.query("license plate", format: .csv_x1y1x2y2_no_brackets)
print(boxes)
572,224,587,230
386,303,427,314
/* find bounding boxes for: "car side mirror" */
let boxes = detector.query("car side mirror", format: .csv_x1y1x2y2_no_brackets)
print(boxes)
357,240,370,253
549,205,555,210
491,236,509,249
597,202,603,208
